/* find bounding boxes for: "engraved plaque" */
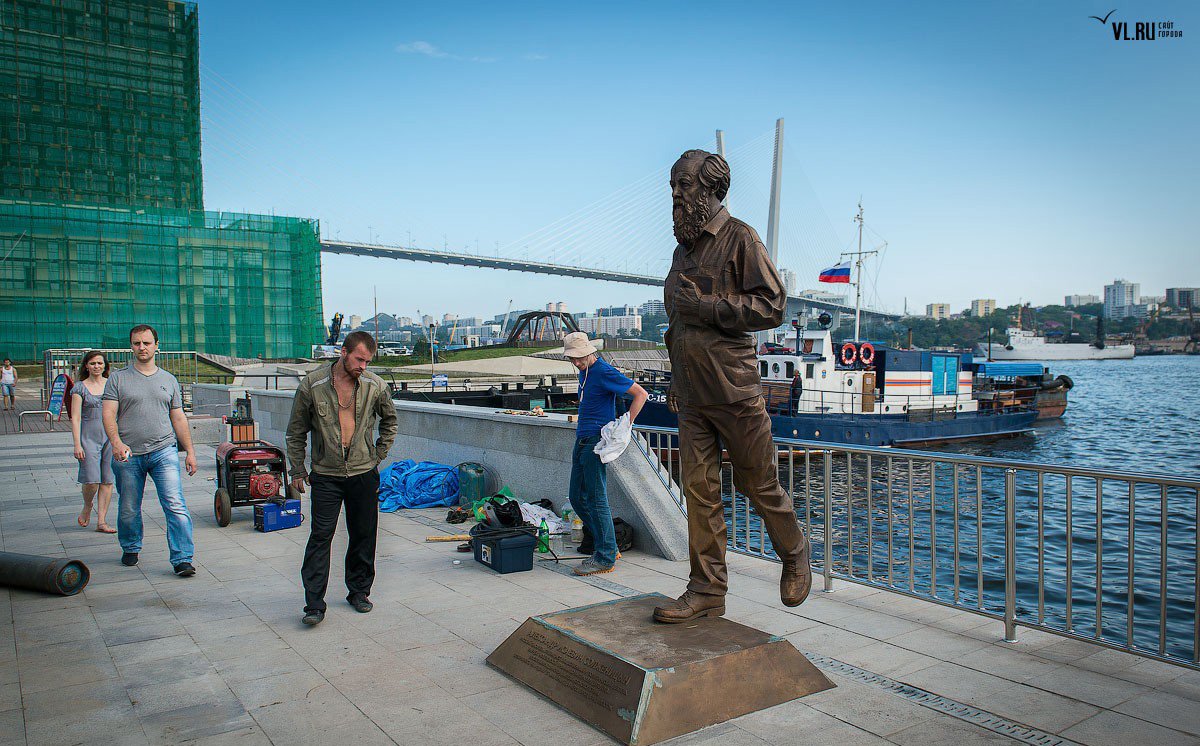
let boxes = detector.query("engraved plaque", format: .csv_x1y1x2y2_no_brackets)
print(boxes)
487,593,835,745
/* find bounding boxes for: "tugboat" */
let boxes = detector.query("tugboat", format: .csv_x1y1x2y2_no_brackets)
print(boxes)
637,202,1037,447
636,324,1038,447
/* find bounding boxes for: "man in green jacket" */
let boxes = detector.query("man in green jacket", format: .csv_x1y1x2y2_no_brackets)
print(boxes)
286,331,398,626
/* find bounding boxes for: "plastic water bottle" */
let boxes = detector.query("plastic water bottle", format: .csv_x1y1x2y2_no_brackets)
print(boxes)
536,518,550,553
571,515,584,544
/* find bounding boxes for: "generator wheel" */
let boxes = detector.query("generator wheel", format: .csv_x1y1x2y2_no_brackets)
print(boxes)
214,488,232,527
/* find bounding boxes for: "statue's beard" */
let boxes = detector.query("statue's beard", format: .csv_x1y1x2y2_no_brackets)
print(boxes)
673,197,711,248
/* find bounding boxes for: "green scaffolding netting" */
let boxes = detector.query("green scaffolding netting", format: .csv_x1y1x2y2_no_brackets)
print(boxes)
0,0,326,362
0,200,325,361
1,0,202,210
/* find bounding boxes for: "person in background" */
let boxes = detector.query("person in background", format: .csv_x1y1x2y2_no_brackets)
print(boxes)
563,332,648,576
71,351,115,533
286,330,398,627
1,358,16,410
102,324,198,576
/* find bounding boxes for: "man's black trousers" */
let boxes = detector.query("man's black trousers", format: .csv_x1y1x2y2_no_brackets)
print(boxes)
301,469,379,613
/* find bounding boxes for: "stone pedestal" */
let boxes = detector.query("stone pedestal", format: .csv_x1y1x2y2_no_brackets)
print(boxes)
486,593,834,745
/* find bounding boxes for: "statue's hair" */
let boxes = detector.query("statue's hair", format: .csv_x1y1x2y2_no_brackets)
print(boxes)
677,149,730,202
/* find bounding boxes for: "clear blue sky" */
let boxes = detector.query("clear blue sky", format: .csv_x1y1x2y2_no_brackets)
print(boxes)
195,1,1197,322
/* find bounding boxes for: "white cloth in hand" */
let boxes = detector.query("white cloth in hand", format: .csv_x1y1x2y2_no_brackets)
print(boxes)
594,413,633,464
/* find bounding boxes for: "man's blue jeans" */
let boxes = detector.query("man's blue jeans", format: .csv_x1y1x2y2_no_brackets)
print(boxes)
569,435,617,567
114,445,194,566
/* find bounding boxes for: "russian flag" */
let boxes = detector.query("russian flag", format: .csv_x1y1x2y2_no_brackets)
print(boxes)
818,261,851,283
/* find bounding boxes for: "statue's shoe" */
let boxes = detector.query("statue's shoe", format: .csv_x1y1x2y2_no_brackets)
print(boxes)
781,535,813,607
652,590,726,624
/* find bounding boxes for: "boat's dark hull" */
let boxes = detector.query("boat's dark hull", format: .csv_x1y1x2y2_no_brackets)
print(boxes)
635,397,1037,447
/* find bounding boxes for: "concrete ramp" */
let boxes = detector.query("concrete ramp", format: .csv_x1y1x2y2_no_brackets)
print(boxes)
249,391,688,561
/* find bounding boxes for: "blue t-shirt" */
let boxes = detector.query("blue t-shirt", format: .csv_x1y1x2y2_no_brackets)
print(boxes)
576,359,634,438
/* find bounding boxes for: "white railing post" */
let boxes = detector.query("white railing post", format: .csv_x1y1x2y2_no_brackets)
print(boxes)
1004,468,1019,643
824,451,835,592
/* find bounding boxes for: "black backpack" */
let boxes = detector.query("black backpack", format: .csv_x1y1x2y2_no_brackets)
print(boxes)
613,517,634,552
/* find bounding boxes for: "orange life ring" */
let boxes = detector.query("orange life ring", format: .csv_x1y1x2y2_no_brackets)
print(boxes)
840,342,857,366
858,342,875,366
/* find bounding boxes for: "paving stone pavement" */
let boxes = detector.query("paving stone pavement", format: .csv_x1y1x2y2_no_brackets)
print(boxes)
2,430,1199,745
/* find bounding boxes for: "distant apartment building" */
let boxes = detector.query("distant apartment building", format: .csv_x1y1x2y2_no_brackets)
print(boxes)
447,325,488,345
1166,288,1199,310
779,268,797,296
421,314,435,327
396,316,413,328
599,305,639,317
544,301,569,313
576,314,642,337
1064,294,1100,307
970,299,997,317
1104,280,1141,319
493,309,535,324
926,303,951,320
639,299,666,317
348,315,363,330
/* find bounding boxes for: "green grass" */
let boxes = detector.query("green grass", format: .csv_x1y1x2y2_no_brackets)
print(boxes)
14,364,40,380
376,344,559,367
17,358,232,383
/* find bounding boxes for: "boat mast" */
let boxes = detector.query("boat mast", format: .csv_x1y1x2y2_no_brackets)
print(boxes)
844,202,878,342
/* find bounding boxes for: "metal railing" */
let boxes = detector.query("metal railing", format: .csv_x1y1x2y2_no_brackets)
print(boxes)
631,429,686,512
760,384,1032,418
43,349,204,402
192,374,300,390
633,424,1200,670
636,374,1034,423
17,410,54,432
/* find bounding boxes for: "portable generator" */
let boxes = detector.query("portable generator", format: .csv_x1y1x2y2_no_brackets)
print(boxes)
213,440,292,527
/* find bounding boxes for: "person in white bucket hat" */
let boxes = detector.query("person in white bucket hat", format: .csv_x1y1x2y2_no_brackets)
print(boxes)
562,332,648,575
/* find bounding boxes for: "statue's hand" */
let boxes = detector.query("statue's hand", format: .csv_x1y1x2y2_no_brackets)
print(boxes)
667,389,679,413
674,275,703,320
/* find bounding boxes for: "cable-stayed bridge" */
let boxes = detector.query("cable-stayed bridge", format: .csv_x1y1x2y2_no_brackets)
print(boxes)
318,121,900,323
319,238,898,321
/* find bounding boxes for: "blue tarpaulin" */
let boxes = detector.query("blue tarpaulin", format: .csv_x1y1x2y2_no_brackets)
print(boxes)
378,459,460,512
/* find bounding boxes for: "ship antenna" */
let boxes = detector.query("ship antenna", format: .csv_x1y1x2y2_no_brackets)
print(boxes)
843,200,878,342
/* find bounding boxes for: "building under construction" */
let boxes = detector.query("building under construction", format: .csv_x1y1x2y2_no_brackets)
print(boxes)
0,0,323,360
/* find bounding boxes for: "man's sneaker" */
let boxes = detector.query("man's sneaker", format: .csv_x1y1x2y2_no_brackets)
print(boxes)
120,552,139,567
349,596,373,613
573,558,614,576
173,562,195,577
302,610,325,626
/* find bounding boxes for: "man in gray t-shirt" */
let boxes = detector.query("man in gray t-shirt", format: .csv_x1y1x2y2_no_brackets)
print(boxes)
104,366,183,455
102,324,198,576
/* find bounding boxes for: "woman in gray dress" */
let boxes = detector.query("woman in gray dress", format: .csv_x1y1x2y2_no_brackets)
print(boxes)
70,351,115,532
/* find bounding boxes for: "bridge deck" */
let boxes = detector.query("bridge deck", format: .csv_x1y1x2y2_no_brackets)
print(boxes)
320,240,900,321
